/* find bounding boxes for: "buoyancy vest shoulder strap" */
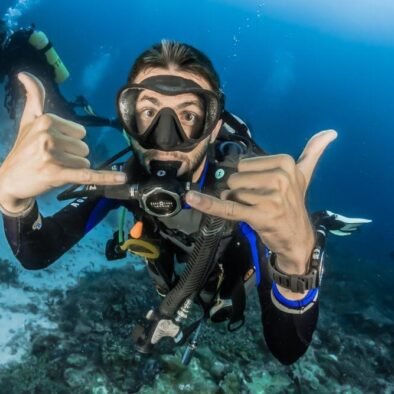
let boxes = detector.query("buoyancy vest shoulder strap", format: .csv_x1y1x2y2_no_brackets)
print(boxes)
221,110,267,156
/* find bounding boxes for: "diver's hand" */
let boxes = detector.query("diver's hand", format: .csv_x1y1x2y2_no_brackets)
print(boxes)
186,130,337,277
0,72,127,214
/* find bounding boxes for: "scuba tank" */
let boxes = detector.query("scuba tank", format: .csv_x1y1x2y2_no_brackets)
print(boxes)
28,30,70,83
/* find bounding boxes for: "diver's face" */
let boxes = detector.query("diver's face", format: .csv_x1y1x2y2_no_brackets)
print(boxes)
135,90,205,138
131,67,222,179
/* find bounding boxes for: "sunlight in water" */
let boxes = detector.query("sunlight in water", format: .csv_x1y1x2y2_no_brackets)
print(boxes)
220,0,394,45
3,0,41,30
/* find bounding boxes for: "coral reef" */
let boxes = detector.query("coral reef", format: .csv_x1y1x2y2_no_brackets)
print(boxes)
0,251,393,393
0,259,20,286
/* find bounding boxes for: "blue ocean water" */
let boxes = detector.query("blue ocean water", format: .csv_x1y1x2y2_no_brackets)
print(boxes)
0,0,393,392
9,0,392,258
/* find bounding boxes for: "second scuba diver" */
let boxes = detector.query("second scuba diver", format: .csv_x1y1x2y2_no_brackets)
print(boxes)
0,19,120,129
0,40,371,365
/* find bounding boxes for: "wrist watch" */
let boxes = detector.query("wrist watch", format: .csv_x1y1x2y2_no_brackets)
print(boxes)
267,228,326,293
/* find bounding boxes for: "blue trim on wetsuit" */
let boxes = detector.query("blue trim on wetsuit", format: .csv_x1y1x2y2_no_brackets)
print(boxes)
183,160,209,209
272,282,318,309
84,198,121,233
239,222,261,285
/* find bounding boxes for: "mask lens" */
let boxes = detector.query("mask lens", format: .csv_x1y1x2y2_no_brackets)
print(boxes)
118,87,140,133
134,90,206,137
117,76,224,151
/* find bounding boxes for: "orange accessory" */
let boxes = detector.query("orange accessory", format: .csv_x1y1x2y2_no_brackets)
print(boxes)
130,221,143,239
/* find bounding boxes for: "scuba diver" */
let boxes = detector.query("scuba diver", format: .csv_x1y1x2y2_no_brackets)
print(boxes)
0,40,371,366
0,19,120,129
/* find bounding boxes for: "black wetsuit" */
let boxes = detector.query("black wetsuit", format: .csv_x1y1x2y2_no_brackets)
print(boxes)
0,26,119,128
2,152,319,365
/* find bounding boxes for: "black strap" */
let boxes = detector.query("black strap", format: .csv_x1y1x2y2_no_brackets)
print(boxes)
38,41,53,53
177,318,204,346
222,110,250,138
146,261,173,295
227,276,246,332
221,110,267,155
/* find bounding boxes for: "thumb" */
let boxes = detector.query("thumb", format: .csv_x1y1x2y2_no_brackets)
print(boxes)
297,129,338,187
17,72,45,133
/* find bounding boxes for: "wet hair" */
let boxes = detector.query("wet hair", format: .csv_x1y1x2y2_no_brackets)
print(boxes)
128,40,221,91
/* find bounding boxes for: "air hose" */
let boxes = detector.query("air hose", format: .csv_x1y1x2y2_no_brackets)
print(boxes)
132,214,227,353
159,215,226,317
131,158,237,354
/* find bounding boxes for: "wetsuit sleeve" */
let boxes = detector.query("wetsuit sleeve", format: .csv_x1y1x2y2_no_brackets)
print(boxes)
236,223,318,365
2,196,120,270
256,240,319,365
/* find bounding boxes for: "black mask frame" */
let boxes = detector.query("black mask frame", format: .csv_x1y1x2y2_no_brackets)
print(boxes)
117,75,225,152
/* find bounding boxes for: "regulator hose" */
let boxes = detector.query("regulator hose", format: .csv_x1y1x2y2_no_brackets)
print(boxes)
159,214,227,317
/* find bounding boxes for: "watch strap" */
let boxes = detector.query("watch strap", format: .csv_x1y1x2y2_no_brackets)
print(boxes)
267,228,326,293
268,253,319,292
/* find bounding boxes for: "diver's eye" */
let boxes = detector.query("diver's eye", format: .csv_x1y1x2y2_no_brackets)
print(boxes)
181,111,199,125
142,108,156,119
135,107,158,134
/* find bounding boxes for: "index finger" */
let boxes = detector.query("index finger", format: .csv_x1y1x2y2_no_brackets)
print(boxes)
185,191,250,221
60,168,127,186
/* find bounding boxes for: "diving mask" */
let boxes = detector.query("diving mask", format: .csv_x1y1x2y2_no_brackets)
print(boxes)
117,75,224,152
